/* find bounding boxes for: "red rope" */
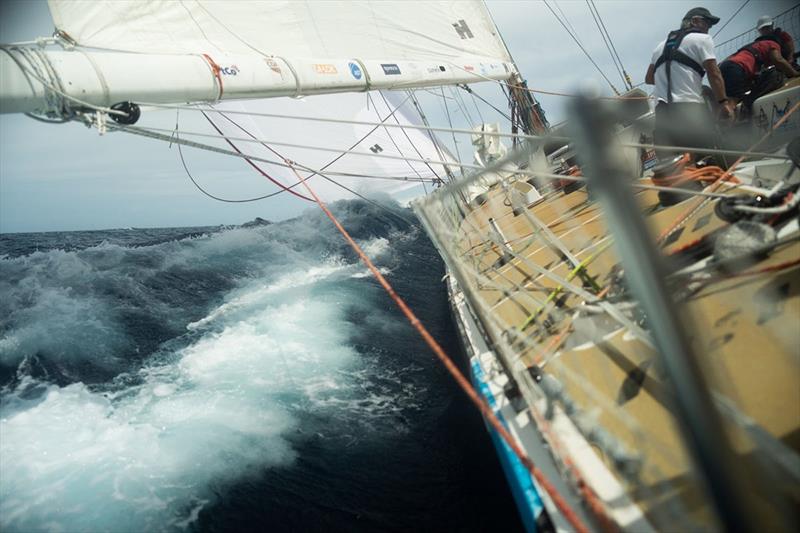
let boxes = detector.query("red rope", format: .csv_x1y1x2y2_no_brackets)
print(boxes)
201,53,224,100
285,162,600,533
201,111,314,202
657,101,800,244
723,257,800,279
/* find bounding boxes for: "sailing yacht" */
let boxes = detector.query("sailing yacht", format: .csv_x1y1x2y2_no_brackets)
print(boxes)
1,1,799,531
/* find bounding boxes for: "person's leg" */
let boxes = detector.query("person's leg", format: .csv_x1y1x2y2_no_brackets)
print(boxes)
719,61,747,109
654,101,679,161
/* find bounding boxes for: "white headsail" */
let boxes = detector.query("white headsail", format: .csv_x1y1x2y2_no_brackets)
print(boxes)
203,91,455,202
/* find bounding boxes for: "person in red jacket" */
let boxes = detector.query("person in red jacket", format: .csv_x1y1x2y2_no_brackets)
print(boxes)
755,15,795,65
719,37,798,107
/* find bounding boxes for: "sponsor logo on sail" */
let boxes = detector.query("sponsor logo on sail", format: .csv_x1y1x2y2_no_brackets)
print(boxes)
314,64,338,74
220,65,240,76
381,63,401,75
452,19,474,39
427,66,446,74
348,62,363,80
463,65,474,72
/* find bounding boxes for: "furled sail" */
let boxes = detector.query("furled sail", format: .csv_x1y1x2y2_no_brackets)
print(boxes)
1,1,516,115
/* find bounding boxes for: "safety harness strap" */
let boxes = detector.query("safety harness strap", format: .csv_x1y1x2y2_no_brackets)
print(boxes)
655,28,706,103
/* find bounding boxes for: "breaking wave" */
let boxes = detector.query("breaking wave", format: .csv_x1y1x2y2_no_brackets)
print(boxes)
0,199,521,532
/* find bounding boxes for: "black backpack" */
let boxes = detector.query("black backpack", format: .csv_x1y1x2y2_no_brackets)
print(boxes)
654,28,706,103
755,28,791,60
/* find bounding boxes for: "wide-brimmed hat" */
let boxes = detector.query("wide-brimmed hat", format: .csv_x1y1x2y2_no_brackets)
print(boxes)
684,7,721,25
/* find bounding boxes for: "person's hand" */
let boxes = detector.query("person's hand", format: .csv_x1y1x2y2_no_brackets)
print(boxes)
719,99,735,119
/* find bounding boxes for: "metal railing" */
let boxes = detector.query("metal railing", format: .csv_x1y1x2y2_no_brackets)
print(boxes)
715,4,799,60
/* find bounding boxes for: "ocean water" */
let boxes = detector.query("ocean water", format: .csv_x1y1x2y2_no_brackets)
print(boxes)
0,200,523,532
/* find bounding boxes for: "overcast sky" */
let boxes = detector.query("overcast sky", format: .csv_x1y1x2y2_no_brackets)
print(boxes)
0,0,793,233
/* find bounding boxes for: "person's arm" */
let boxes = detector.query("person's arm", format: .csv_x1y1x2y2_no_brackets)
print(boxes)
769,48,798,77
704,59,726,100
703,59,734,116
781,31,795,62
645,64,655,85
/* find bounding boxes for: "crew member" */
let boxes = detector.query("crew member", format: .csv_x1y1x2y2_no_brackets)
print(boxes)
645,7,733,161
719,34,798,108
754,15,795,65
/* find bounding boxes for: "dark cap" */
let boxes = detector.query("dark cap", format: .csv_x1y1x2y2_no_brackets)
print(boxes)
684,7,720,25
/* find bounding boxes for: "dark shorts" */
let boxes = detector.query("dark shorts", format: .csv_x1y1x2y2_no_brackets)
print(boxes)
654,101,717,159
720,60,749,99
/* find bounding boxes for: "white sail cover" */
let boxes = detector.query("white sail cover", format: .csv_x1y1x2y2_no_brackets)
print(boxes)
48,0,511,64
203,91,454,202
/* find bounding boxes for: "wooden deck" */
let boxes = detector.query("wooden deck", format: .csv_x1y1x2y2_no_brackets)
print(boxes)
450,177,800,529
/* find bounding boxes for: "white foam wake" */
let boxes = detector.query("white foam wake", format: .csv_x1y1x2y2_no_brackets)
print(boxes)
0,285,357,531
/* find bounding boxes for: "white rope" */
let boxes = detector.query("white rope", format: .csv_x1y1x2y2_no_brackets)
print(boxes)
109,122,440,184
0,45,128,118
136,102,790,161
111,122,740,201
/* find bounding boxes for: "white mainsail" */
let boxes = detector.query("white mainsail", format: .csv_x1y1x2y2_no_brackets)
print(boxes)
48,0,511,62
1,1,516,114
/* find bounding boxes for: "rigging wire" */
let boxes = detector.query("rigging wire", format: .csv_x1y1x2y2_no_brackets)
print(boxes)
377,90,447,186
372,91,431,193
142,103,791,160
658,100,800,244
440,86,464,173
9,40,784,197
541,0,621,94
715,4,795,48
585,0,625,90
111,122,430,222
586,0,632,91
284,161,596,533
459,84,514,122
175,111,290,203
553,0,585,49
408,90,455,183
451,85,477,126
0,45,127,118
203,109,315,202
592,0,633,90
713,0,752,39
117,121,791,169
467,89,486,124
209,98,429,221
110,122,741,202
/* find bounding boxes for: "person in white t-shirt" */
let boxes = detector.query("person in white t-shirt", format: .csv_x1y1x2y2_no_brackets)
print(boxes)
645,7,733,161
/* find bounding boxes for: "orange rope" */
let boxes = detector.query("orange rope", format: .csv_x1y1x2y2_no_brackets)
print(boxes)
502,80,651,100
534,321,573,365
201,53,224,100
657,101,800,244
285,161,599,533
725,257,800,278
